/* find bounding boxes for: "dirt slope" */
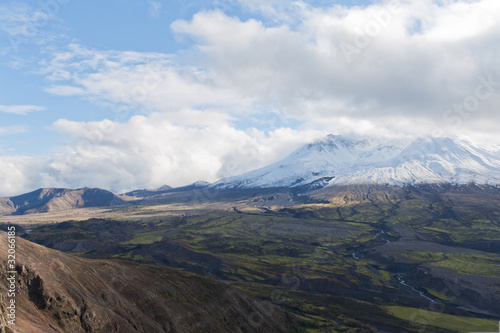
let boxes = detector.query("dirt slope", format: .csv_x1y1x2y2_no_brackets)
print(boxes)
0,232,289,332
0,188,124,215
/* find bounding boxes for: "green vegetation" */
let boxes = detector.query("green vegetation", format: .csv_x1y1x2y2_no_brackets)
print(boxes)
385,306,499,333
427,289,454,302
12,185,500,332
122,231,163,244
404,252,500,277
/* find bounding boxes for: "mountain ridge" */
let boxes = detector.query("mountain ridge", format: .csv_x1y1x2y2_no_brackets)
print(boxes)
4,135,500,208
0,187,124,215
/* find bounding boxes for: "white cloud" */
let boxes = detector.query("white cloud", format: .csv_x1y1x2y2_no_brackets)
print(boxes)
45,85,87,96
0,2,68,53
40,43,250,114
0,105,46,115
0,125,27,136
149,1,162,19
0,156,51,197
49,112,324,190
0,113,325,196
3,0,499,196
38,1,500,139
169,1,500,136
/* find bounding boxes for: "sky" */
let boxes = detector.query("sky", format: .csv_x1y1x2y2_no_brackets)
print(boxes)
0,0,499,196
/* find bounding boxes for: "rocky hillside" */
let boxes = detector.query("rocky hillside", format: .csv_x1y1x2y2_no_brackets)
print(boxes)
0,188,124,215
0,231,290,332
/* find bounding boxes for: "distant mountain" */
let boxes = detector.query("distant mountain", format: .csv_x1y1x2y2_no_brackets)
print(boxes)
0,231,289,332
166,180,211,193
0,187,124,215
214,135,500,189
122,181,211,199
123,185,173,198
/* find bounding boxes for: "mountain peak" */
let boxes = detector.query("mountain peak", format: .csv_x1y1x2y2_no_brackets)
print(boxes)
214,135,500,189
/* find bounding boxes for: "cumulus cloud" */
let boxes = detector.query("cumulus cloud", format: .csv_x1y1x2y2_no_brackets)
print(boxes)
53,113,324,188
40,0,500,139
170,1,500,136
0,156,52,197
0,113,325,196
2,0,500,196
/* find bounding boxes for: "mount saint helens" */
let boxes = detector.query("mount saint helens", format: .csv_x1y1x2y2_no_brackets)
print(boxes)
214,135,500,190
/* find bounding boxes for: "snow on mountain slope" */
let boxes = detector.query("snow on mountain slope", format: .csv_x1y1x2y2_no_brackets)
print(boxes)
332,137,500,186
214,135,500,189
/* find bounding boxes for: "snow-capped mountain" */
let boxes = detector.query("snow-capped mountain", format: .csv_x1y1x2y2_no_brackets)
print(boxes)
214,135,500,189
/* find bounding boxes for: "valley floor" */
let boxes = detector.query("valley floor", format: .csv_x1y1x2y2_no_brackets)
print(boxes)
1,184,500,332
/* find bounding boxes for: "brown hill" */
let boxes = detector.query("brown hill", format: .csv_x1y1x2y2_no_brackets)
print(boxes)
0,231,290,332
0,188,124,215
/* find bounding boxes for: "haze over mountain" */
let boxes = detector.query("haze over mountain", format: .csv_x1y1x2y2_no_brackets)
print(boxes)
4,135,500,211
214,135,500,190
0,188,123,215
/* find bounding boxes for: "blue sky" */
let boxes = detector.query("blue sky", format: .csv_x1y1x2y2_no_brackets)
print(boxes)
0,0,499,195
0,0,372,155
